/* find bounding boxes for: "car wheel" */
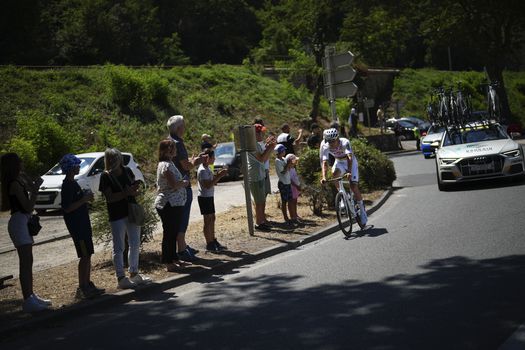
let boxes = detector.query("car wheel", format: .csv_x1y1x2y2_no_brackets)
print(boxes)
36,209,46,215
424,154,430,159
436,161,448,191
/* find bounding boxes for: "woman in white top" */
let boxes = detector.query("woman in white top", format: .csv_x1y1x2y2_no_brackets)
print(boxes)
155,140,191,270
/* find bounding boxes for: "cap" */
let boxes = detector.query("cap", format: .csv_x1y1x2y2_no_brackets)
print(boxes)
254,123,267,133
274,144,286,153
59,154,81,173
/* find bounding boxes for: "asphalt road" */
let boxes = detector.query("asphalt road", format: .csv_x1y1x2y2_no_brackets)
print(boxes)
3,151,525,349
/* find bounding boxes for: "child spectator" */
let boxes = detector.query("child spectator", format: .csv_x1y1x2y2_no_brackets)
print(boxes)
274,144,293,226
59,154,105,299
286,153,302,225
197,148,229,252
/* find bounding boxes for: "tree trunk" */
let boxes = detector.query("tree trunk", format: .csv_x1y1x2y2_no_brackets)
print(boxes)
486,64,512,124
309,74,324,122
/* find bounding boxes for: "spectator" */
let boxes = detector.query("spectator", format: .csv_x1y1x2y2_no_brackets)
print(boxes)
277,123,303,155
253,117,272,197
348,107,358,138
200,133,215,151
286,153,302,225
274,144,293,226
377,105,385,133
248,124,276,231
154,140,192,271
167,115,206,260
0,153,51,312
59,154,105,299
99,148,151,289
307,123,322,149
197,148,229,252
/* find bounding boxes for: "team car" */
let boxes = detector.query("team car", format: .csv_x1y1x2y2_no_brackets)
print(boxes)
35,152,145,212
435,122,525,190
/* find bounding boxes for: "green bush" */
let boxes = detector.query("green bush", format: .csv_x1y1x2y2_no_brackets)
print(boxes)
296,140,396,215
91,189,158,246
106,66,169,113
352,139,396,192
3,111,80,175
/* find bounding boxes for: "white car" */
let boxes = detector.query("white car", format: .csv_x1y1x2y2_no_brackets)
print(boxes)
421,125,445,158
35,152,145,212
435,122,525,191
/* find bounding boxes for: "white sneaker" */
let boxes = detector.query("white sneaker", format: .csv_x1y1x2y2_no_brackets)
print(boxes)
23,294,49,313
117,277,136,290
130,274,152,285
33,293,52,306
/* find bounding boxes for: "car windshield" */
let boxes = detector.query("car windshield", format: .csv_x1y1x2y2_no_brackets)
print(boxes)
443,124,507,146
398,121,416,128
428,125,445,134
45,157,96,175
215,144,235,158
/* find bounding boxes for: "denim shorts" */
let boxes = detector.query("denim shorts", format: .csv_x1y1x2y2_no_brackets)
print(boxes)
278,182,292,203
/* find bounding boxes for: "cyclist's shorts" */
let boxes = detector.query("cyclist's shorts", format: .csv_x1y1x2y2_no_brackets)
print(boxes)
332,157,359,183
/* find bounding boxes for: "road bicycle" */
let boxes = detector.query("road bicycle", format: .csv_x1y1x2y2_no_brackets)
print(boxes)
325,175,365,237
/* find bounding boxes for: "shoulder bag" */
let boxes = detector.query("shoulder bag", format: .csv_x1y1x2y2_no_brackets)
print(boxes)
108,168,145,226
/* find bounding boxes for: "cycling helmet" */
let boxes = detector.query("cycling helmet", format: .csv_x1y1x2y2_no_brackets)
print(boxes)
59,154,81,173
323,128,339,142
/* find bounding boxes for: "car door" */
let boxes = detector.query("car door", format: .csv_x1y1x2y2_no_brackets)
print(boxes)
87,156,105,194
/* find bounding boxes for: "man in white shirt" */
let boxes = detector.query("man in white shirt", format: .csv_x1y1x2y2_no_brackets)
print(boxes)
320,128,368,225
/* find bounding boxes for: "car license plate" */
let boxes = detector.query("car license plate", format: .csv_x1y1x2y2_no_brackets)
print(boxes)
470,163,493,172
37,195,51,201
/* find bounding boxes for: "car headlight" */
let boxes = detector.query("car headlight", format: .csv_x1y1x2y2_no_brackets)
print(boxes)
503,149,520,157
440,158,458,165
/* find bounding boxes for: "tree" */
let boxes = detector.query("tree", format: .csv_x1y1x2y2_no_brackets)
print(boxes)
253,0,347,121
421,0,525,121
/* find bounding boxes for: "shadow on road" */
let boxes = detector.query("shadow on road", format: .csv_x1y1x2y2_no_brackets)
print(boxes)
7,255,525,349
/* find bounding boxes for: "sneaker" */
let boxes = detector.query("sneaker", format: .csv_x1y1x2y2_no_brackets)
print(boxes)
255,223,272,232
214,239,227,251
33,293,52,306
117,277,136,290
88,281,105,295
178,248,198,262
76,286,101,299
23,294,49,313
130,274,152,285
206,240,227,253
187,245,199,255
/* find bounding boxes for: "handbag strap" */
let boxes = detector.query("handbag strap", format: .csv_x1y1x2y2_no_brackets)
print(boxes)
106,167,133,202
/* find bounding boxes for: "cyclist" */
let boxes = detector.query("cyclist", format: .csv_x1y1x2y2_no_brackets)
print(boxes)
320,128,368,225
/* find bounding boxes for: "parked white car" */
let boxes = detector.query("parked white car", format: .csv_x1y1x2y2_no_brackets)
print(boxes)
435,122,525,191
35,152,145,212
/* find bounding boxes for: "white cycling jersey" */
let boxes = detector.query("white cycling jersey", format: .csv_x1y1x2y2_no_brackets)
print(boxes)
320,138,359,182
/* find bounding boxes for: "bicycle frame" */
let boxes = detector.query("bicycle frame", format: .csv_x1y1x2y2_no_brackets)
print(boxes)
335,177,358,220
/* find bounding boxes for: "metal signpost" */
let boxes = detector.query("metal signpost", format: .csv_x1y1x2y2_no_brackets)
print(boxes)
323,47,358,122
234,125,256,236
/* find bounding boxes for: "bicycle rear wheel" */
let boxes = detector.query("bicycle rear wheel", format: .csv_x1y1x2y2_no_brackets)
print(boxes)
335,192,353,237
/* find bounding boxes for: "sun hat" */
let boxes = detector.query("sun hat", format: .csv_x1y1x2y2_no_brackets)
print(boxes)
285,153,298,163
59,154,81,173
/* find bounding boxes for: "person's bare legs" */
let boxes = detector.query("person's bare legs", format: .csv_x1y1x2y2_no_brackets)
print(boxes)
203,214,215,243
289,198,298,220
17,245,33,299
78,256,91,288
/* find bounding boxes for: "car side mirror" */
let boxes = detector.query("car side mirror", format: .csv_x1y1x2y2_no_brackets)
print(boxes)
430,141,441,148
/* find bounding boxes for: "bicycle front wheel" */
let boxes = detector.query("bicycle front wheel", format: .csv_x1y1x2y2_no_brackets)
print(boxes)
335,192,353,237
